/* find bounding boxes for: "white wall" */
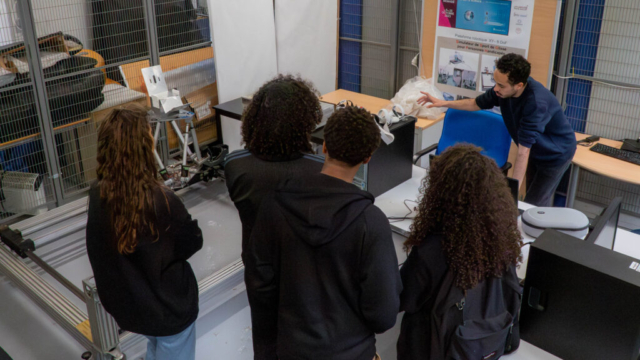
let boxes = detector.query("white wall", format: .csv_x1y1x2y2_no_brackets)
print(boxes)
208,0,278,151
274,0,338,94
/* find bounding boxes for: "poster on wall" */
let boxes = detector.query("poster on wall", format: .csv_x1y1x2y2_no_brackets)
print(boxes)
433,0,535,99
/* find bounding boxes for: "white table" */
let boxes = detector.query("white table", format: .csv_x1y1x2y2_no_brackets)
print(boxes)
374,166,640,360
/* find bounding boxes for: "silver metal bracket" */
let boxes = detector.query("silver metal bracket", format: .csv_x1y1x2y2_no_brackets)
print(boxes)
83,277,121,357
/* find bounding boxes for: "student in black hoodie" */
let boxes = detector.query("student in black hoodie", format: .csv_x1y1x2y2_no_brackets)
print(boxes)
86,106,203,360
246,106,402,360
224,75,324,359
397,144,523,359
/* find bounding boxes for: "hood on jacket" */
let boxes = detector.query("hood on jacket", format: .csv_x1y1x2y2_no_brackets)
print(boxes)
273,174,375,247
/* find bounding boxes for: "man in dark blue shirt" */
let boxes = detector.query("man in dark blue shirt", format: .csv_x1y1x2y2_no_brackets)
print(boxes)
418,54,577,206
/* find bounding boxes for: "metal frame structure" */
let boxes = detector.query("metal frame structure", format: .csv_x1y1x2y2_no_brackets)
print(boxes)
338,0,422,99
0,180,244,359
1,0,217,221
553,0,579,107
553,0,640,217
16,0,66,206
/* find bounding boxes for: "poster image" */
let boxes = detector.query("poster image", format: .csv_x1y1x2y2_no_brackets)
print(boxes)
437,48,479,90
480,54,499,91
433,0,534,98
461,70,477,90
439,0,513,36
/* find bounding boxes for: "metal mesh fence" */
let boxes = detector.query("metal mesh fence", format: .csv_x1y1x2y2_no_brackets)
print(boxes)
24,0,214,198
577,170,640,215
339,0,396,100
0,0,216,219
360,0,394,99
153,0,216,156
0,2,54,220
156,0,210,55
339,0,422,99
30,0,153,196
397,0,421,89
559,0,640,217
160,47,218,155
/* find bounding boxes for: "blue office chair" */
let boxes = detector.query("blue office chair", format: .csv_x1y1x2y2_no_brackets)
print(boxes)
414,108,513,174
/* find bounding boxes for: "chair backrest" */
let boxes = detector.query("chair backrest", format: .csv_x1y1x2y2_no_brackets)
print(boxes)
436,108,512,168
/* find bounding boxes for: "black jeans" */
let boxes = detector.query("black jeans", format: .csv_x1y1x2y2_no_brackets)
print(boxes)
524,159,572,207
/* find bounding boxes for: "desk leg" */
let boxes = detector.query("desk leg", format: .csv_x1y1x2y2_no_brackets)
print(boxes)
566,163,580,208
215,112,223,145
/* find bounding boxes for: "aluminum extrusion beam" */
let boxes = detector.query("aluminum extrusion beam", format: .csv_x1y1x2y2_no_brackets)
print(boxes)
0,245,93,351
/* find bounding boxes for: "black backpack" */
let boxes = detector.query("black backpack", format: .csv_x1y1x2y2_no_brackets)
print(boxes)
430,265,522,360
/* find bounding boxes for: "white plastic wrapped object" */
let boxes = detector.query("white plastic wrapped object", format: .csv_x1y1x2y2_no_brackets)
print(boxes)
389,77,447,119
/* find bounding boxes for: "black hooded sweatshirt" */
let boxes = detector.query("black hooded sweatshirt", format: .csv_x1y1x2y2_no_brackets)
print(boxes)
245,173,402,360
86,184,203,336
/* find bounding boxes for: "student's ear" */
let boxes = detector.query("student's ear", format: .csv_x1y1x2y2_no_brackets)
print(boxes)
362,156,372,165
514,82,524,91
322,142,328,155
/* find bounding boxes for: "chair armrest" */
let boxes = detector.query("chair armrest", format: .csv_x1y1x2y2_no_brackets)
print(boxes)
414,143,438,165
501,162,513,176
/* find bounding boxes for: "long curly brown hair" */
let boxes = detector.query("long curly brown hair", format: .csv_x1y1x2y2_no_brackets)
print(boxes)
404,144,522,290
96,105,164,254
241,74,322,156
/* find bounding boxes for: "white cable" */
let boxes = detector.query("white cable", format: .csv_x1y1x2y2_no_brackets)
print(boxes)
553,73,640,91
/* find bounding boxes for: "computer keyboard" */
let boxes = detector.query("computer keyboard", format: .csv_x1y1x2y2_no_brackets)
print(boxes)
590,143,640,165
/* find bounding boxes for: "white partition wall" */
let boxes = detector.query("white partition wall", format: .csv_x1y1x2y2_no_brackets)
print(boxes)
208,0,278,151
274,0,338,95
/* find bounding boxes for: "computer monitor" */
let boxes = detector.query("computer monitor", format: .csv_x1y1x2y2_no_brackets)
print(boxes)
520,229,640,360
585,197,622,250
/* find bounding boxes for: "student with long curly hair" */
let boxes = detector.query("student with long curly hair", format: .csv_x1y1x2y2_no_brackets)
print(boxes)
224,75,324,359
86,105,203,360
397,144,522,360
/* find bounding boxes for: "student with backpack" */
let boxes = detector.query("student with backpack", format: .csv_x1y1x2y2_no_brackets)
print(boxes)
397,144,523,360
245,106,402,360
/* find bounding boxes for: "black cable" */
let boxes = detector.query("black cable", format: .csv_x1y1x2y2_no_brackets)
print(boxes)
521,242,534,248
0,167,6,213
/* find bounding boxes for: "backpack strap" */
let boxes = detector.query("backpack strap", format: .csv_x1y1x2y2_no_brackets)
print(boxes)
502,266,523,354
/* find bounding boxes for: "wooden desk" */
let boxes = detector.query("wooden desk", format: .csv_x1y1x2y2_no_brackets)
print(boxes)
319,89,445,130
567,133,640,207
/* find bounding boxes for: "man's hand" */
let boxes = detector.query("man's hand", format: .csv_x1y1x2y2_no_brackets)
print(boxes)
417,92,481,112
417,92,446,108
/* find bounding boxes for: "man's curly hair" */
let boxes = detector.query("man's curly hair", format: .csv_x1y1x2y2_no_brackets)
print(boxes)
324,106,381,166
404,144,522,291
241,75,322,156
496,53,531,85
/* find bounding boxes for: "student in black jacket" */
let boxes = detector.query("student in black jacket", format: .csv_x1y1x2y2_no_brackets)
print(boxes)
246,106,402,360
397,144,523,359
224,75,324,359
86,106,203,360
